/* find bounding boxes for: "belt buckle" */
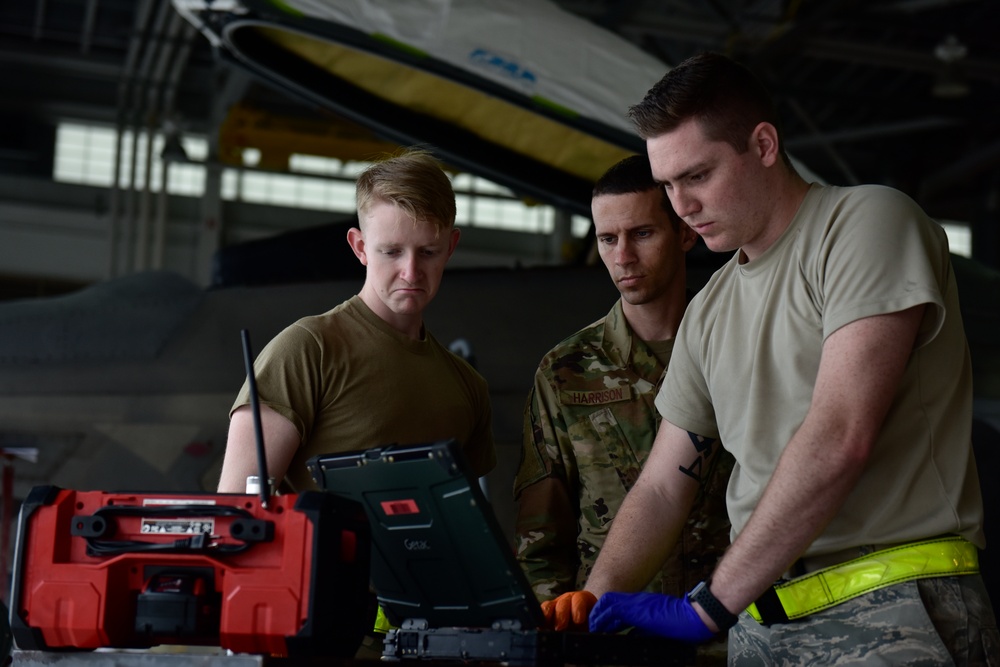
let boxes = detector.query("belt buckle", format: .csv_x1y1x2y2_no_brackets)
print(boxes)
752,586,791,626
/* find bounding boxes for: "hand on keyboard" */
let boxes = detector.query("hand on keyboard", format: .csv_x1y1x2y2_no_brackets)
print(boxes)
589,592,715,643
540,590,598,631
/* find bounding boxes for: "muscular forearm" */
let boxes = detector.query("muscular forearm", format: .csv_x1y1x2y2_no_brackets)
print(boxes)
585,420,710,598
584,475,692,598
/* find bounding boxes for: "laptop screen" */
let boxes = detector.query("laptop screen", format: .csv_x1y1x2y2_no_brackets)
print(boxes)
307,439,545,631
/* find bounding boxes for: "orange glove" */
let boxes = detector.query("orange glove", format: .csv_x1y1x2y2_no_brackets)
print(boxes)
540,590,598,631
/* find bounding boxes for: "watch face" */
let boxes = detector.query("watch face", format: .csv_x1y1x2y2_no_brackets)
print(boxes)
689,580,710,602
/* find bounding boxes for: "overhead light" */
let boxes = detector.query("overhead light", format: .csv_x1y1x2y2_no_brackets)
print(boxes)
934,33,967,63
160,117,191,163
242,147,261,167
932,33,970,99
160,132,191,163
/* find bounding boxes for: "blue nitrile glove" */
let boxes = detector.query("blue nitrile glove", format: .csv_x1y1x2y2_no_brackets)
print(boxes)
589,592,716,643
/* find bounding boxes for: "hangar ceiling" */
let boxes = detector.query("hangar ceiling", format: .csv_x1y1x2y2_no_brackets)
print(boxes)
0,0,999,285
564,0,1000,239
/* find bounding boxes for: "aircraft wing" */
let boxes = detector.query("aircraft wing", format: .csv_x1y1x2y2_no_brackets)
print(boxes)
171,0,670,216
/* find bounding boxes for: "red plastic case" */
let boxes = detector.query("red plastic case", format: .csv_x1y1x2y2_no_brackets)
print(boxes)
9,485,371,657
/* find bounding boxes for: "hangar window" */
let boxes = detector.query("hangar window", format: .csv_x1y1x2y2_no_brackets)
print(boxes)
53,123,116,187
54,122,208,195
940,222,971,257
50,121,972,255
53,121,592,240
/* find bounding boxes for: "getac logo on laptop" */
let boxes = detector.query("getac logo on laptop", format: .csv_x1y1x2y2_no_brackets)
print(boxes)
404,539,430,551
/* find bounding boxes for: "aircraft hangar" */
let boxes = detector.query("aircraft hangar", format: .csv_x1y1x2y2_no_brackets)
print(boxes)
0,1,999,664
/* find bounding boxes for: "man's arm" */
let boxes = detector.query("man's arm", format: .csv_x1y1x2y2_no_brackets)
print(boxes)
585,418,716,598
514,477,580,600
514,383,580,599
217,404,301,492
703,305,926,627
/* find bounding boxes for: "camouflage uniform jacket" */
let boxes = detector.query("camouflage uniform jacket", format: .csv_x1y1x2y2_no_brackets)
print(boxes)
513,299,733,601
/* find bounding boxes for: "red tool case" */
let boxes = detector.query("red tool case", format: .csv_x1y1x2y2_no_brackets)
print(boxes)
8,485,371,657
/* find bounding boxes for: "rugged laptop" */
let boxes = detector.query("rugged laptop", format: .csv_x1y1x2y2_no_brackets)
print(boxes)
307,439,695,666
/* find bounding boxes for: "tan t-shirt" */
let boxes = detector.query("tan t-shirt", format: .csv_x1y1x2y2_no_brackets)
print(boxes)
657,183,984,554
232,295,496,490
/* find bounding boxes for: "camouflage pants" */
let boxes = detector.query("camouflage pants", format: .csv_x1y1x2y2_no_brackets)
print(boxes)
728,575,998,666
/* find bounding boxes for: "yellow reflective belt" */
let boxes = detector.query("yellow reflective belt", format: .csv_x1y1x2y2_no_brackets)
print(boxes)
747,536,979,624
374,605,396,634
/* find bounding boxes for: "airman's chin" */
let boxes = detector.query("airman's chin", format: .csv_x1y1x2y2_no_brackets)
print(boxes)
701,238,737,255
388,295,427,314
619,290,653,307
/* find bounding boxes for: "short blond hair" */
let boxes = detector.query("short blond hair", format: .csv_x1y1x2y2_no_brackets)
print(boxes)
355,148,456,232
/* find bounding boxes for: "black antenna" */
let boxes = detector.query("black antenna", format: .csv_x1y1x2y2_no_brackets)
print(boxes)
240,328,270,510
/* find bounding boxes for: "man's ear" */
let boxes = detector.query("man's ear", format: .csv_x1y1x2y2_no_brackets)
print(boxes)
679,222,699,253
347,227,367,265
751,121,781,167
446,227,461,258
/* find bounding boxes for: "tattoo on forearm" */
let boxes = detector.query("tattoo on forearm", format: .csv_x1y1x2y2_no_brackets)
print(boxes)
678,432,717,482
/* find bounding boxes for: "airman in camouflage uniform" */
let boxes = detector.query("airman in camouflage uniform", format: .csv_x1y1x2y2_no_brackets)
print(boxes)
511,155,734,644
513,300,733,601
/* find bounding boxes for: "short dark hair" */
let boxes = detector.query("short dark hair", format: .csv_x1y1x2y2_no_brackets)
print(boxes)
592,154,682,229
628,52,791,168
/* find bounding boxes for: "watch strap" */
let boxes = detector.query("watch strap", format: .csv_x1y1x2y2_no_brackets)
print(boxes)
688,579,738,631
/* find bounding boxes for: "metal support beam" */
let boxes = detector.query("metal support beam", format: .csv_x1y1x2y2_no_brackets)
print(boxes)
784,98,860,185
785,117,960,149
80,0,99,54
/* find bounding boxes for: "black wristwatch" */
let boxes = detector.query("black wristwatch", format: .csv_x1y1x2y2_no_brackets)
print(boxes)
688,579,739,632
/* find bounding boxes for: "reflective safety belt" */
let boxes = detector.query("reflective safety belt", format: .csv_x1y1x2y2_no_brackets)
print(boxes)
374,605,396,634
747,536,979,625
